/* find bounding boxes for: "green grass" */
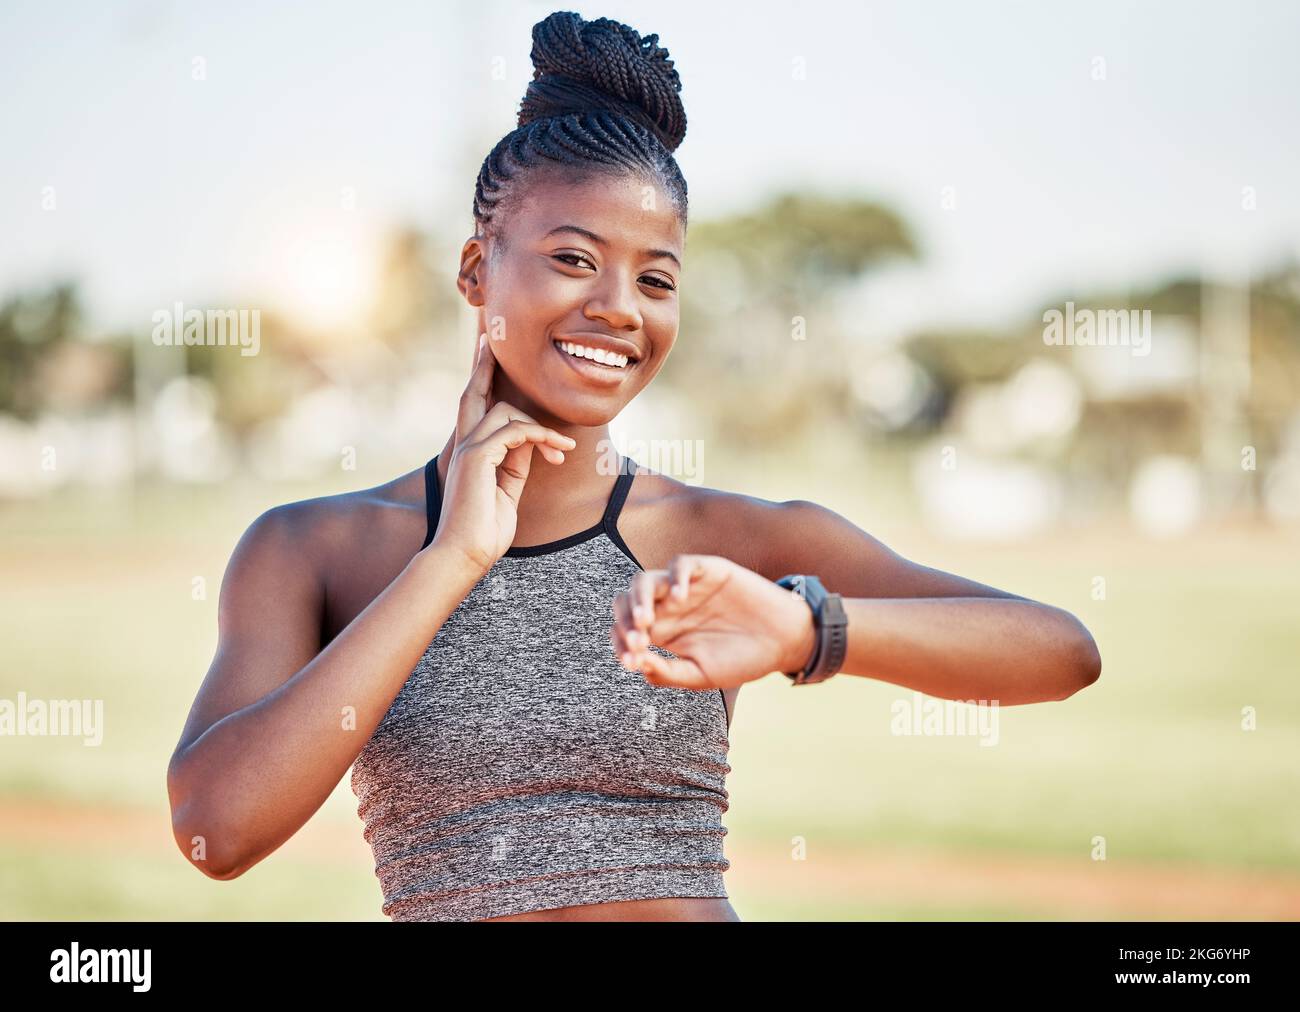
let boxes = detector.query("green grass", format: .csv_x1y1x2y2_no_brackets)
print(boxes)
0,843,385,921
2,459,1298,919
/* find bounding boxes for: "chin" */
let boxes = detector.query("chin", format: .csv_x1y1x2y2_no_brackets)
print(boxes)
540,398,623,429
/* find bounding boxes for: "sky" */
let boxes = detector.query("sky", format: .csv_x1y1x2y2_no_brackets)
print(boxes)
2,0,1298,337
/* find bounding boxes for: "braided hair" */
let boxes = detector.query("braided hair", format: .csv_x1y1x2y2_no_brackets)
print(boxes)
472,11,689,253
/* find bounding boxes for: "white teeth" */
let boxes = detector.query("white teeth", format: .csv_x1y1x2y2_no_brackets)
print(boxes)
559,341,629,368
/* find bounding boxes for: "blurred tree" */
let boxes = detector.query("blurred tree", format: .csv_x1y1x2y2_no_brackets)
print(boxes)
182,314,306,441
0,282,83,419
672,192,918,446
366,226,467,372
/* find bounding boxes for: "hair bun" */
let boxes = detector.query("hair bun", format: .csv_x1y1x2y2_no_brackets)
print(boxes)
517,11,687,154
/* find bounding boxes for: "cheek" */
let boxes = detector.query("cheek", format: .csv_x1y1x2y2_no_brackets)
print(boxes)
489,265,571,341
643,309,678,365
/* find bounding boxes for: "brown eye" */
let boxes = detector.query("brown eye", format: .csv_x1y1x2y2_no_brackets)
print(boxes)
641,275,675,291
553,253,594,269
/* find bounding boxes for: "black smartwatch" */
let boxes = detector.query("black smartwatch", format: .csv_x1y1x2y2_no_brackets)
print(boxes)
774,574,848,685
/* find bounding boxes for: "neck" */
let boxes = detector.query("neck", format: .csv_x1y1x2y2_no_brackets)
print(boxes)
435,426,622,531
435,349,625,529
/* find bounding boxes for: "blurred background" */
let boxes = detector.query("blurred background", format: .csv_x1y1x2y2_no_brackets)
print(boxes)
2,0,1298,920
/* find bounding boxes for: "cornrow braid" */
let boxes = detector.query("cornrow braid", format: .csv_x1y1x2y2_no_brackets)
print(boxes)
472,11,689,246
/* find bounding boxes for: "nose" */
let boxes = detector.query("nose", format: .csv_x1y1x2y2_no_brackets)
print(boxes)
583,267,643,331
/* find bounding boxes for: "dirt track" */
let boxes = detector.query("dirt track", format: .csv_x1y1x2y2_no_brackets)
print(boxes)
4,800,1297,919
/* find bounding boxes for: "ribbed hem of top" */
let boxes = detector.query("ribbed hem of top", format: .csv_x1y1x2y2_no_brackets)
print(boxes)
383,865,729,922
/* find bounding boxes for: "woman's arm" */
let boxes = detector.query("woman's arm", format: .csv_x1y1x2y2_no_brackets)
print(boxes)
751,498,1035,600
830,596,1098,704
760,498,1100,702
168,337,575,881
611,499,1101,705
166,506,486,880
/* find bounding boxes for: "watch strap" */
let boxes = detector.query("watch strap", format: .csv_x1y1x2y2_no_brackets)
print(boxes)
801,592,846,684
775,574,845,685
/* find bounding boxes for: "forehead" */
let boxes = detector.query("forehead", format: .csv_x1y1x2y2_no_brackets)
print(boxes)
512,169,684,255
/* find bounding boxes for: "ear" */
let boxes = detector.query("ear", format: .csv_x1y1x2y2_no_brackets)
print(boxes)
457,236,488,308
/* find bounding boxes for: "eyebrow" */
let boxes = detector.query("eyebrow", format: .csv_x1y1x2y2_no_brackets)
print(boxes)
542,224,681,269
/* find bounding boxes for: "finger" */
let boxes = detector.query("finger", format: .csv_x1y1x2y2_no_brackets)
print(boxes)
629,569,664,631
498,440,538,503
482,334,510,415
668,555,704,604
475,421,575,503
457,334,495,441
469,420,574,465
611,593,638,666
472,402,573,466
640,648,713,690
503,440,561,474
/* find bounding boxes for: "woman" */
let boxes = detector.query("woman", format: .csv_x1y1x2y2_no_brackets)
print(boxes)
167,11,1101,923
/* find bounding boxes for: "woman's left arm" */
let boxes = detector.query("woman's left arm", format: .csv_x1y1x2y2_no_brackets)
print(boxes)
830,595,1100,704
769,499,1100,704
612,498,1101,706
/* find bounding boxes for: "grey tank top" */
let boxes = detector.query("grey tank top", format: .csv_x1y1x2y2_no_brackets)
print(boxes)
349,453,732,921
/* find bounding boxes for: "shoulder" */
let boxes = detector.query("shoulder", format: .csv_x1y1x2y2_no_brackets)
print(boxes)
624,460,817,578
228,465,426,580
623,460,1029,599
624,458,914,585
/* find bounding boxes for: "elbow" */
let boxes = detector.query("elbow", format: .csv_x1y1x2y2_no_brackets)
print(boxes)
170,804,251,881
1055,614,1102,700
202,862,249,882
167,755,250,881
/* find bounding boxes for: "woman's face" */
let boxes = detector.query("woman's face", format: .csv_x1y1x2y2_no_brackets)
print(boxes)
458,168,683,429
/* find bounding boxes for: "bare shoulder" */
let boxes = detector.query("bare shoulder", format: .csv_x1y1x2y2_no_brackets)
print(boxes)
624,461,998,598
621,460,794,577
231,464,427,577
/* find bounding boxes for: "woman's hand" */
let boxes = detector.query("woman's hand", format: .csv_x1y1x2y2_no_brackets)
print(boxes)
431,334,576,574
610,555,818,689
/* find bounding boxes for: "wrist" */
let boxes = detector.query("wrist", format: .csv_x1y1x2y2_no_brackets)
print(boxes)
419,538,492,587
774,573,848,684
779,595,819,676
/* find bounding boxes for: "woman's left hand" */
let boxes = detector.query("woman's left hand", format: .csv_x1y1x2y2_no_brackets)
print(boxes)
611,555,817,689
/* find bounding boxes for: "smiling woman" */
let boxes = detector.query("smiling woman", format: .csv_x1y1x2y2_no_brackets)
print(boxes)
457,168,683,420
167,10,745,923
166,8,1100,927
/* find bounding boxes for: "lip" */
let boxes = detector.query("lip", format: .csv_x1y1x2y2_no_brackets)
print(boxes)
554,332,642,363
551,338,637,387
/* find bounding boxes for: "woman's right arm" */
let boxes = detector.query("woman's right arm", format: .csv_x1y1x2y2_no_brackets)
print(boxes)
166,513,488,880
167,333,574,880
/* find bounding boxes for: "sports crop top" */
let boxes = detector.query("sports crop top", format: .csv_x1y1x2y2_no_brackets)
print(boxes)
349,453,732,921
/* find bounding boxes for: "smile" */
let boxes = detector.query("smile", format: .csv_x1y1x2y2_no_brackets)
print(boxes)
551,339,636,385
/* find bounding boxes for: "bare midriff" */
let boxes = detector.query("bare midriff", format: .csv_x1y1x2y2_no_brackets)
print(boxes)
479,896,740,922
